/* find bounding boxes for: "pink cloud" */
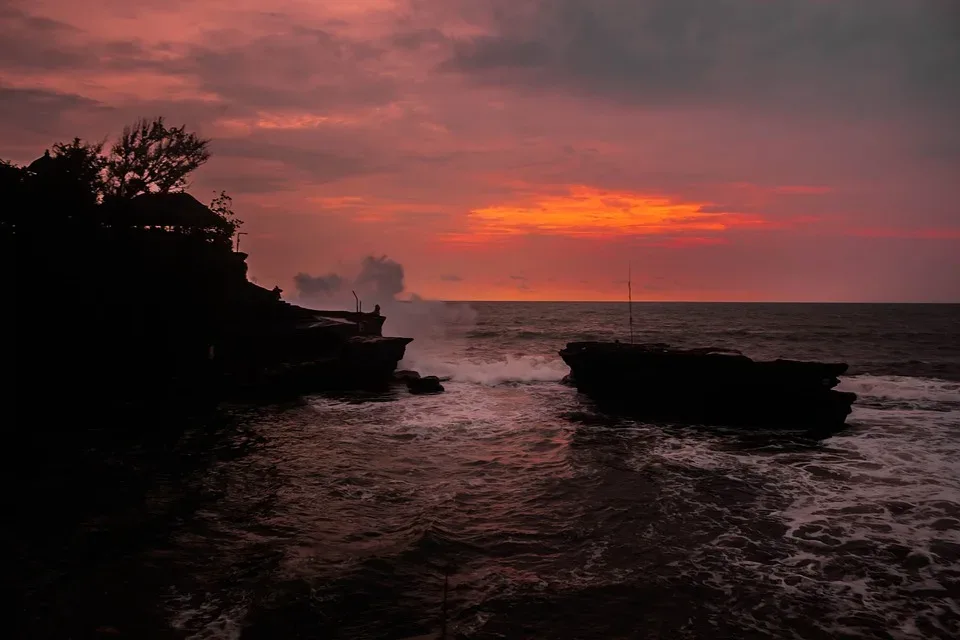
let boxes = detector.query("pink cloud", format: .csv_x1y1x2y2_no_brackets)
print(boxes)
1,0,958,300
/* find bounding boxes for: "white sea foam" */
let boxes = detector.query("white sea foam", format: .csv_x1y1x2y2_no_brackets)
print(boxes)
839,375,960,404
621,374,960,639
400,353,569,385
167,591,247,640
380,299,479,341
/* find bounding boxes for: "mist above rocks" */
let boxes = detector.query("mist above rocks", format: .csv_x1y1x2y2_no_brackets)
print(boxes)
293,255,403,309
291,255,477,340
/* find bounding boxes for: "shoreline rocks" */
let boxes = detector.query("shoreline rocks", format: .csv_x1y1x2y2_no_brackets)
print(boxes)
407,375,444,394
392,369,445,394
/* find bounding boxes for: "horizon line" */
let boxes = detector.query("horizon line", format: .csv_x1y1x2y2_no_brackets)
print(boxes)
413,299,960,304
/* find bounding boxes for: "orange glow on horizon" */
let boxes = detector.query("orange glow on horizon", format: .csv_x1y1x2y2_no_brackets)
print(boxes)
421,284,768,303
444,185,768,243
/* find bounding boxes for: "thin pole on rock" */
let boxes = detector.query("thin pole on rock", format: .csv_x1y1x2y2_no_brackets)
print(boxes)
628,263,634,344
352,290,362,332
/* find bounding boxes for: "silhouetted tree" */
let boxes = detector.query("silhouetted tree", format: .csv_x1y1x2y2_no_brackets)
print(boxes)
0,139,108,237
106,117,211,199
209,190,243,239
3,118,242,239
46,138,108,204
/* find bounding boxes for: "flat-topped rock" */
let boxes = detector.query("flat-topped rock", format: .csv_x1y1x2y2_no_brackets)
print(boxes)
559,341,856,429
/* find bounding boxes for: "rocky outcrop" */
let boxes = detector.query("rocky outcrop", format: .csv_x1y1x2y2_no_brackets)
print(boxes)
216,307,413,396
390,369,446,394
222,336,413,397
559,341,856,429
394,370,422,383
17,188,414,413
407,375,444,394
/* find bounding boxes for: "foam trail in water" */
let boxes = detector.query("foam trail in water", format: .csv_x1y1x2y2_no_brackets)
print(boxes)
839,375,960,403
840,375,960,413
632,373,960,639
401,354,568,385
168,590,246,640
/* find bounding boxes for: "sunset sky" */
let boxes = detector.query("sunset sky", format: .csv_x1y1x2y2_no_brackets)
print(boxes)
2,0,959,301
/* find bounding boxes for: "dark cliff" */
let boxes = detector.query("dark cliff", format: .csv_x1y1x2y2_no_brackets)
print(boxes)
10,175,408,423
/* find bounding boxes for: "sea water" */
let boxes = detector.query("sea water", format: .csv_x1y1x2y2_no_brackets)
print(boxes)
16,303,960,639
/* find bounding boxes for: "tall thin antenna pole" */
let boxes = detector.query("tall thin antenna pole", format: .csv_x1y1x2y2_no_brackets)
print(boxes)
628,263,634,344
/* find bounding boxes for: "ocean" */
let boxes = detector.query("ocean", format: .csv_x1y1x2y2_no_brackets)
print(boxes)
15,303,960,639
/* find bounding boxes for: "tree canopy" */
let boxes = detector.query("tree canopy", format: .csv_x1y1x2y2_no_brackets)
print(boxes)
106,117,211,199
46,138,108,204
1,117,238,241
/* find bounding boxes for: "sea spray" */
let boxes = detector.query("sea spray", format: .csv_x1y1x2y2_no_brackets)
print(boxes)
838,375,960,403
839,375,960,412
400,353,568,385
379,299,479,341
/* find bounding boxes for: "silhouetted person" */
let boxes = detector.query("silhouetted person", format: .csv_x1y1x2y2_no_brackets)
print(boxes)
272,285,282,300
373,304,381,316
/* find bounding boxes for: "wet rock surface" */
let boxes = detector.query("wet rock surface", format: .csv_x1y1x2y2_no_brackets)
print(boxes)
407,375,445,394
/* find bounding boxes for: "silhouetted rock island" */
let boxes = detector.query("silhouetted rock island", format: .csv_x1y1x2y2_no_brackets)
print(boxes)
560,341,857,429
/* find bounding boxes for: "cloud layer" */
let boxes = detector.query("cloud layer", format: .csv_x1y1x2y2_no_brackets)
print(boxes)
441,0,960,114
2,0,958,300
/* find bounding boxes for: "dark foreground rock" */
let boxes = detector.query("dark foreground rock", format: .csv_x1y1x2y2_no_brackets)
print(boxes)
11,131,414,419
559,341,857,429
17,188,413,414
221,336,414,398
394,369,422,383
407,375,444,394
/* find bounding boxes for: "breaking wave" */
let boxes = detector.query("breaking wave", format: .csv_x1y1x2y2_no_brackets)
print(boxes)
400,354,568,385
840,375,960,412
840,375,960,402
